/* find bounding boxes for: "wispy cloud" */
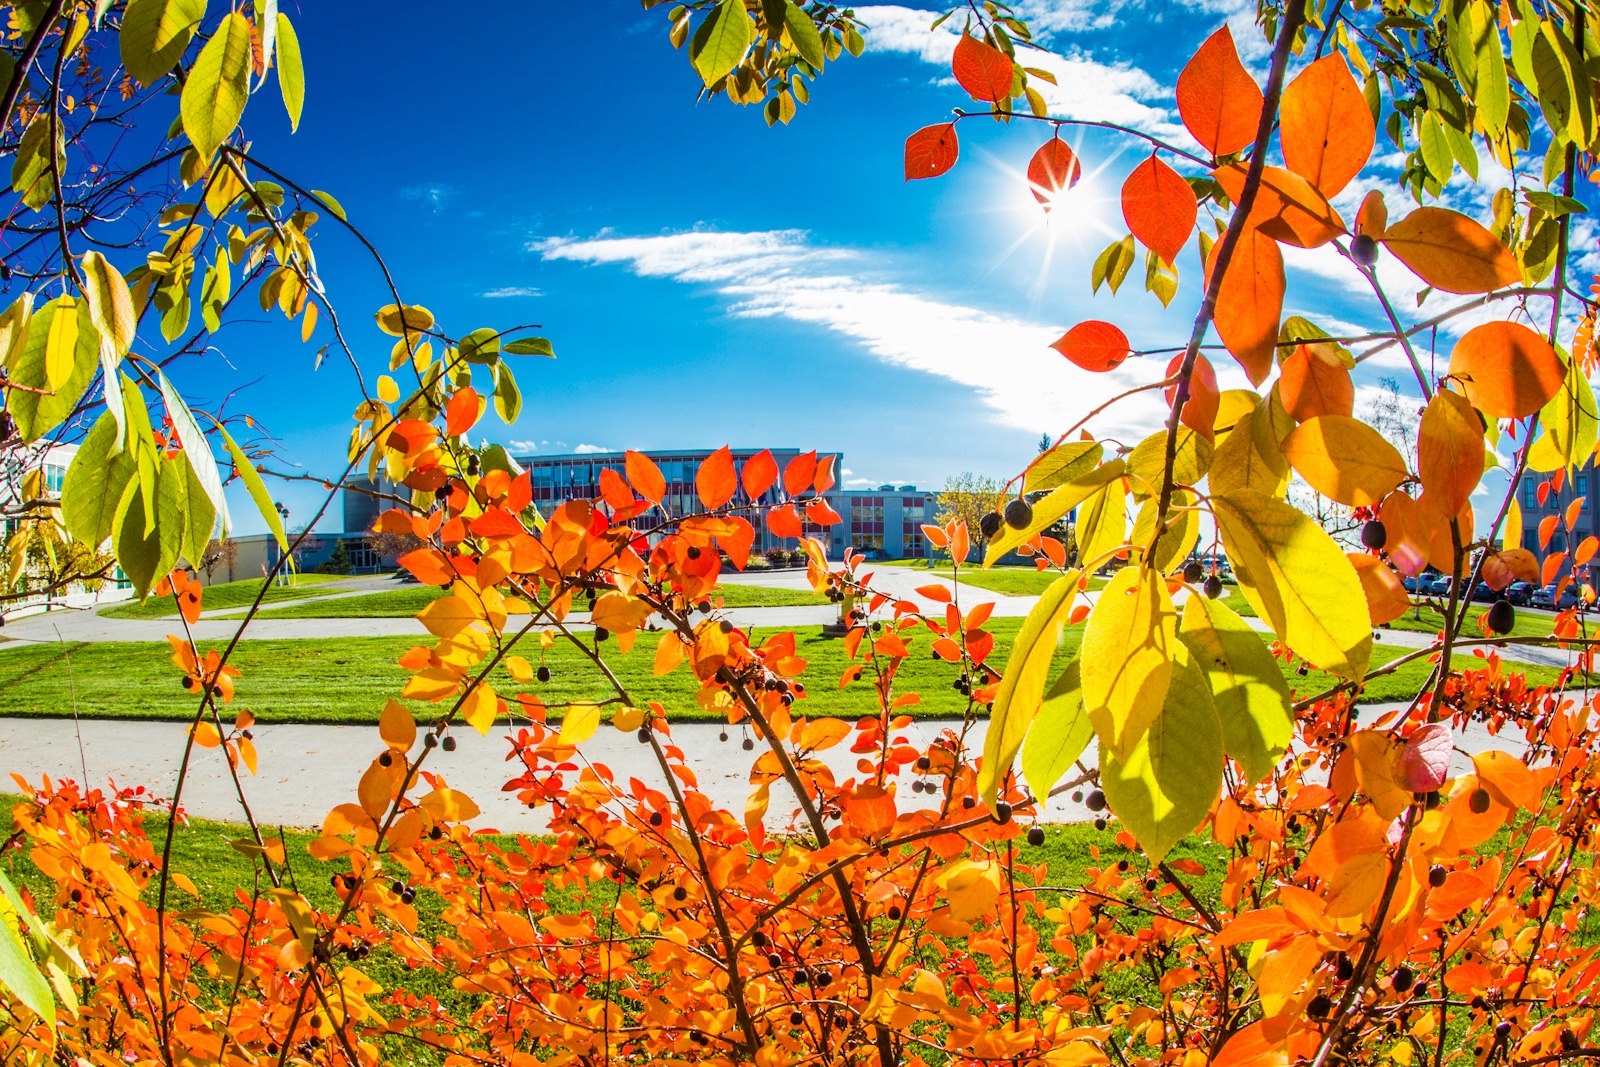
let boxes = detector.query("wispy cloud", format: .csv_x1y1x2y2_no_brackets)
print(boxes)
400,183,456,211
480,285,543,298
574,443,613,454
536,228,1178,438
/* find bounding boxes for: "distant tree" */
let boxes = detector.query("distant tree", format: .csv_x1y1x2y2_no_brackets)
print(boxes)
199,538,239,583
316,539,352,574
1037,432,1051,452
935,472,1001,559
365,526,423,565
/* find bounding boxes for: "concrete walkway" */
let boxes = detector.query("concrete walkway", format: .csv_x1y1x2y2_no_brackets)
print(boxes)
0,705,1529,831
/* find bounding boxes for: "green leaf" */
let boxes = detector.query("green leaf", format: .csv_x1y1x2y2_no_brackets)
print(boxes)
1178,595,1292,782
158,370,231,539
1210,390,1291,498
983,458,1125,563
494,363,522,425
113,462,166,597
1091,234,1136,294
200,246,231,332
502,336,555,357
310,189,345,221
458,327,501,365
690,0,754,86
1529,361,1598,474
1025,441,1101,493
1082,564,1176,761
978,570,1082,807
783,0,826,68
178,453,216,566
218,423,287,551
1213,489,1372,680
81,251,137,355
7,297,98,441
275,12,304,132
180,11,252,162
1020,660,1093,805
62,411,136,547
0,885,53,1029
1127,426,1211,499
1100,642,1222,863
119,0,206,86
10,116,62,211
1525,191,1588,218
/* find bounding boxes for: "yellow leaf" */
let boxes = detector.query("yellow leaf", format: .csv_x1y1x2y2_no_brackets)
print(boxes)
191,721,222,748
1417,389,1485,515
461,682,497,735
43,295,80,391
419,787,479,823
417,589,481,639
1082,565,1175,761
591,592,654,635
558,703,601,746
81,252,136,356
1379,206,1520,294
357,759,394,819
179,12,252,162
504,655,534,683
377,375,399,404
978,570,1081,806
935,859,1000,922
1213,490,1371,680
612,705,644,732
379,699,416,752
1279,415,1408,506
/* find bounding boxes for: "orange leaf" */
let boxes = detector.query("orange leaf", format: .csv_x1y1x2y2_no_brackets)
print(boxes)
696,446,737,509
397,548,456,586
766,503,803,538
1380,207,1521,294
806,498,842,525
1051,320,1130,372
814,454,837,494
598,467,633,510
1417,389,1484,515
742,449,777,499
905,123,958,181
1212,164,1346,248
1379,491,1428,577
1166,352,1219,439
1120,153,1197,265
444,387,480,437
1027,137,1080,210
916,584,952,603
1355,189,1387,237
1349,553,1411,625
1279,54,1374,197
625,450,666,503
1175,26,1263,156
1208,227,1283,385
1567,495,1585,531
1278,343,1354,421
1448,321,1565,419
1473,750,1541,810
784,451,817,496
1539,515,1560,552
952,33,1014,103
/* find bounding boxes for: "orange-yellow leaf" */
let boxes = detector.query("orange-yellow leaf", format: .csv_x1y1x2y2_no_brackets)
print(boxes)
1349,554,1411,625
1121,153,1197,265
443,387,479,437
1380,207,1520,294
1278,343,1354,421
379,699,416,752
742,449,777,498
625,450,666,503
461,682,497,734
558,703,602,746
1208,227,1283,385
1279,54,1374,197
1280,415,1408,506
695,446,737,509
1175,26,1263,156
1212,164,1346,248
1448,322,1565,419
1417,389,1484,515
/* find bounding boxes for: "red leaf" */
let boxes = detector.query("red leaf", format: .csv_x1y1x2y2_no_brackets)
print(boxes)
506,472,531,512
784,451,818,496
905,123,959,181
1027,138,1080,209
443,387,479,437
1051,320,1131,372
766,504,803,538
696,446,737,510
814,454,837,494
1121,153,1198,265
916,584,952,603
625,450,666,503
1175,26,1263,156
742,449,777,499
806,498,842,526
952,33,1014,103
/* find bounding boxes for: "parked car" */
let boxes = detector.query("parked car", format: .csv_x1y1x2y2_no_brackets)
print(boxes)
1533,584,1583,611
1401,574,1423,593
1471,582,1498,602
1426,575,1455,596
1506,581,1534,606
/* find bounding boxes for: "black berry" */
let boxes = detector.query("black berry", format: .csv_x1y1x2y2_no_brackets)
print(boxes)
1204,575,1223,599
441,736,456,752
1469,788,1491,814
979,511,1003,540
1183,561,1203,583
1086,790,1106,812
1003,497,1033,530
1027,826,1045,846
536,665,551,683
1361,520,1387,551
1487,599,1514,635
1351,233,1380,268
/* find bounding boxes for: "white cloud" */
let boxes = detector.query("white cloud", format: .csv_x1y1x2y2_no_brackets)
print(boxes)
481,286,542,298
399,184,455,210
574,443,613,454
537,229,1171,439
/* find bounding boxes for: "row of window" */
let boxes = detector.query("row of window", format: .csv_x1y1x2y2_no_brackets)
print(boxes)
1525,476,1590,507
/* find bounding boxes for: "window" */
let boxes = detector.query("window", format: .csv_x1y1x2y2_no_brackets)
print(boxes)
1525,480,1539,507
1580,475,1590,495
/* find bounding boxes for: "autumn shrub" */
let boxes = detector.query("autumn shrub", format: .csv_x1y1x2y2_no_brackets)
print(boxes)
3,2,1600,1067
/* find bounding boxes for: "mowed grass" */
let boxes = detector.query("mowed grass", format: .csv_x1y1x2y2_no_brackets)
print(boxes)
222,583,829,621
0,616,1578,725
101,574,345,620
1222,590,1566,641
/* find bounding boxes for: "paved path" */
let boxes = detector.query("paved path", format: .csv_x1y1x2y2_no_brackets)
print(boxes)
0,706,1528,831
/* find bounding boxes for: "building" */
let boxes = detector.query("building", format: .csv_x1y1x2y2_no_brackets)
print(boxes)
0,441,134,614
1515,462,1597,565
341,448,942,569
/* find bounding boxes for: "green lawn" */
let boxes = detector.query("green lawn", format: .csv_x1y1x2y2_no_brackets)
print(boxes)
101,573,345,620
1223,591,1566,641
0,615,1576,725
221,582,829,621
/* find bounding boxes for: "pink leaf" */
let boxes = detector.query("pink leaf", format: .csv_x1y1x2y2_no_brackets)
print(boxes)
1398,722,1453,792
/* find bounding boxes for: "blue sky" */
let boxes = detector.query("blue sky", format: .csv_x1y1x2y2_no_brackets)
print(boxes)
212,0,1561,534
